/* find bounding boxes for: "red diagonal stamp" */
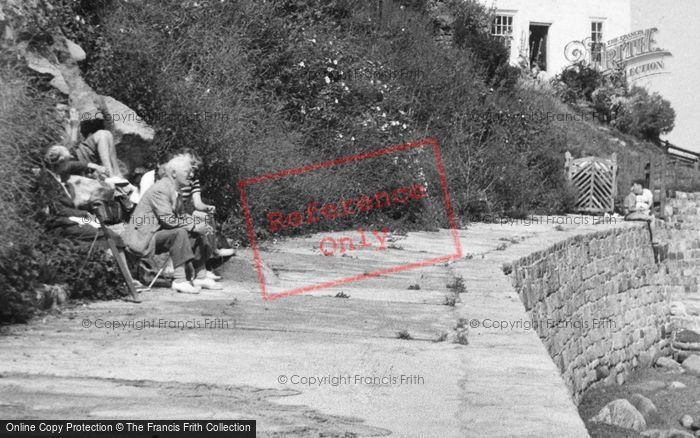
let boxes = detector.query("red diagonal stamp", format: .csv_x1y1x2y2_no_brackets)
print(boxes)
238,138,462,300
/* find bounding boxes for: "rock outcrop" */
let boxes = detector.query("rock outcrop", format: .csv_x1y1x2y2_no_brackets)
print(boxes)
17,34,154,143
590,398,647,432
681,354,700,376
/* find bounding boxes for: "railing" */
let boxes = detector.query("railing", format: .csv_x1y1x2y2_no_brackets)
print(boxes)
662,141,700,169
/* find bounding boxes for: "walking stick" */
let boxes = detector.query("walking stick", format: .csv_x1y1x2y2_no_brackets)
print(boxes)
146,256,172,290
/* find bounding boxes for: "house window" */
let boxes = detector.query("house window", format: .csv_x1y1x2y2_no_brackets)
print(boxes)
591,21,604,64
492,15,514,47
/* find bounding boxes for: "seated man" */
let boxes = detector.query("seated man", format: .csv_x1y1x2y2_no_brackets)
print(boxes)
35,166,101,241
122,155,219,294
35,146,112,241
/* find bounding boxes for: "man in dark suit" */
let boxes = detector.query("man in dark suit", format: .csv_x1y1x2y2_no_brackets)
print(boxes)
36,145,113,242
123,155,219,294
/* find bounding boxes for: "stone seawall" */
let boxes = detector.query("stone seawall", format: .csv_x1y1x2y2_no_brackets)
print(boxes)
656,192,700,333
505,224,672,402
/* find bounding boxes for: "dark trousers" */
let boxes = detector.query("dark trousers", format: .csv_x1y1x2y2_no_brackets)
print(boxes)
153,228,211,270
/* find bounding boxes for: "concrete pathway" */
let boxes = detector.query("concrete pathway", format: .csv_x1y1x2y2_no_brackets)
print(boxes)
0,217,633,437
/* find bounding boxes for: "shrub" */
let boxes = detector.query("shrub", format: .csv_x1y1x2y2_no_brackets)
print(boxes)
590,69,627,123
0,235,127,325
0,244,38,324
446,0,519,88
35,236,126,302
614,86,675,143
0,55,62,249
551,62,674,144
552,62,606,103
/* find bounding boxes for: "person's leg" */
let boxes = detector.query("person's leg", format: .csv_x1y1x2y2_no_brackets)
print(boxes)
153,228,199,293
59,224,102,242
154,228,194,268
190,234,221,290
193,210,233,258
92,130,122,178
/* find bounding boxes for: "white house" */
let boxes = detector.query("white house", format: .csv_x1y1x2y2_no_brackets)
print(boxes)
476,0,699,150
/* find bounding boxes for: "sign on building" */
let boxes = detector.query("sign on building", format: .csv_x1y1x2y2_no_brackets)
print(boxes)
565,28,672,81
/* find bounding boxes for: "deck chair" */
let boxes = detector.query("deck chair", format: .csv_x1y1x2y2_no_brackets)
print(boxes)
93,215,141,303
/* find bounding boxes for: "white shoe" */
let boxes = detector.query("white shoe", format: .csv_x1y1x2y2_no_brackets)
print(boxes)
205,270,222,281
215,248,235,257
172,281,200,294
193,278,223,290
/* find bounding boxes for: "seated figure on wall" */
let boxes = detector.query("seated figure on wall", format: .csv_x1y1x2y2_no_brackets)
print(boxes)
624,179,654,221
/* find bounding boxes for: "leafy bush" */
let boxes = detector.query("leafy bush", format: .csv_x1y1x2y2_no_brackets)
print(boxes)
589,69,627,123
35,235,126,301
0,54,62,248
614,86,676,143
446,0,520,88
0,235,126,325
552,62,605,103
0,244,38,324
551,62,674,143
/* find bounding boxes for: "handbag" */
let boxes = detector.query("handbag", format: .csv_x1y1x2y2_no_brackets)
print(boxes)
91,200,123,225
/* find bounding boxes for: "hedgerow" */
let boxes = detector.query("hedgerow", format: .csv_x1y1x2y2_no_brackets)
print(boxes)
77,0,577,239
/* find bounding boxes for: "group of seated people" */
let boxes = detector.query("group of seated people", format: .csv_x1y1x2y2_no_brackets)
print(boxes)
36,108,233,295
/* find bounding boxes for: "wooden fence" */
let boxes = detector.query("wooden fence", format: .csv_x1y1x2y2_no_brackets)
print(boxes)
567,141,700,217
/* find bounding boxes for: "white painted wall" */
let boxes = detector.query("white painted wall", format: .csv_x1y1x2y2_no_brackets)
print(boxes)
477,0,631,76
630,0,700,151
477,0,700,151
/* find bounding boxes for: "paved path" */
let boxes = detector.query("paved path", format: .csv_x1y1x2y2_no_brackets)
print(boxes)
0,218,635,437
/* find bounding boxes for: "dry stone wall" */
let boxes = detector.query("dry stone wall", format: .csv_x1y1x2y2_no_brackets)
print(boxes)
506,225,672,402
656,192,700,333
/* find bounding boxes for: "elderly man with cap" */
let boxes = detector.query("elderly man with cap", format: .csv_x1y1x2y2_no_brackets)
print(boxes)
122,155,220,294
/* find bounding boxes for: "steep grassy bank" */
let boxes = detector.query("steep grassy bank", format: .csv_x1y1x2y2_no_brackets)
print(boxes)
0,0,682,322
